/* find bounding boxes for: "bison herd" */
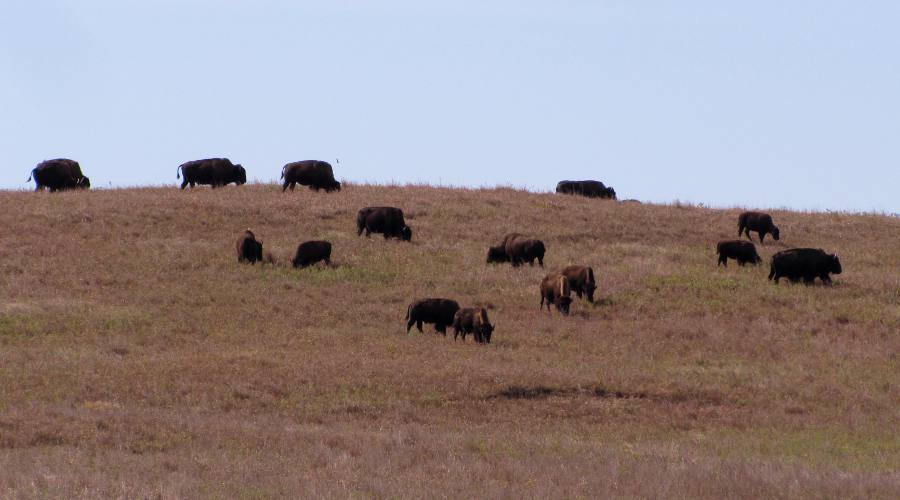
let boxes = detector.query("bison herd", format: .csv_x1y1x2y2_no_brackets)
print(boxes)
26,157,845,345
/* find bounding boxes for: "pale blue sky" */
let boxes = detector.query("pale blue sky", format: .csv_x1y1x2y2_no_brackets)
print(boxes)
2,1,898,212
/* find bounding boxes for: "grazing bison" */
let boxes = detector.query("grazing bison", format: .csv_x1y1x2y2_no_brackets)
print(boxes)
540,273,573,315
486,245,510,264
406,298,460,335
556,180,617,200
177,158,246,189
291,240,332,268
357,207,412,241
281,160,341,192
502,233,546,267
236,229,263,264
561,265,597,302
27,158,90,192
716,240,762,267
738,211,780,243
769,248,842,285
452,308,494,343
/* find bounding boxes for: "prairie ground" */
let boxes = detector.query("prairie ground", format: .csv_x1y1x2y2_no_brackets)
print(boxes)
1,184,898,498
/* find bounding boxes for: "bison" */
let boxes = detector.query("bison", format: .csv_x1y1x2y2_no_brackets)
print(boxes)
236,229,263,264
769,248,842,285
357,207,412,241
281,160,341,192
291,240,332,268
452,308,494,344
540,273,573,315
406,298,460,335
502,233,545,267
738,211,780,243
27,159,90,192
177,158,246,189
556,180,616,200
716,240,762,267
561,265,597,302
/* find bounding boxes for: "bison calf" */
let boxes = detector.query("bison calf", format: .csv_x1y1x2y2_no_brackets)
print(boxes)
236,229,263,264
738,211,780,244
716,240,762,267
291,241,332,268
540,273,573,315
561,265,597,302
769,248,841,285
406,298,460,335
452,308,494,344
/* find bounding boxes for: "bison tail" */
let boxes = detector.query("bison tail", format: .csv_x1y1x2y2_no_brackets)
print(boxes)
405,304,411,320
767,264,775,280
587,267,595,284
176,165,181,179
280,165,286,180
26,169,33,182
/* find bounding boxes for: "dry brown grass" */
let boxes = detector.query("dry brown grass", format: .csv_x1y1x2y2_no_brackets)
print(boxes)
1,183,899,498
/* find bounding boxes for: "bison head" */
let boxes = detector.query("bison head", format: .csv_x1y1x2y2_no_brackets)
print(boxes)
400,226,412,241
831,254,842,274
74,176,90,189
555,296,573,315
604,187,616,200
328,180,342,192
479,322,494,343
771,225,781,241
234,165,247,185
486,246,509,264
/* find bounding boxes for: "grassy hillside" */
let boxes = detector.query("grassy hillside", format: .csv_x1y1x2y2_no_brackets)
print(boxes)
1,184,899,498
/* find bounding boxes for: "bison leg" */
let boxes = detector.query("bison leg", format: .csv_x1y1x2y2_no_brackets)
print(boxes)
759,232,766,244
282,181,290,192
718,255,727,267
180,178,189,189
436,323,447,336
820,273,832,285
406,318,415,334
416,321,423,333
538,257,544,267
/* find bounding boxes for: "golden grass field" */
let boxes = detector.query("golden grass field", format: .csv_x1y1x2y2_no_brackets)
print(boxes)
1,183,898,498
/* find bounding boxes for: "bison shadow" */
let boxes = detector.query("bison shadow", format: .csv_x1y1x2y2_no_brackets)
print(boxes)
485,385,647,401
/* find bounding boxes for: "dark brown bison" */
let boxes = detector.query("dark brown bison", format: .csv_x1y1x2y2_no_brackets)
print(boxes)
236,229,263,264
27,159,90,192
357,207,412,241
540,273,573,315
406,298,460,335
556,180,616,199
486,245,510,264
769,248,842,285
561,265,597,302
502,233,545,267
291,241,332,268
177,158,246,189
738,211,780,243
717,240,762,267
452,308,494,343
281,160,341,192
